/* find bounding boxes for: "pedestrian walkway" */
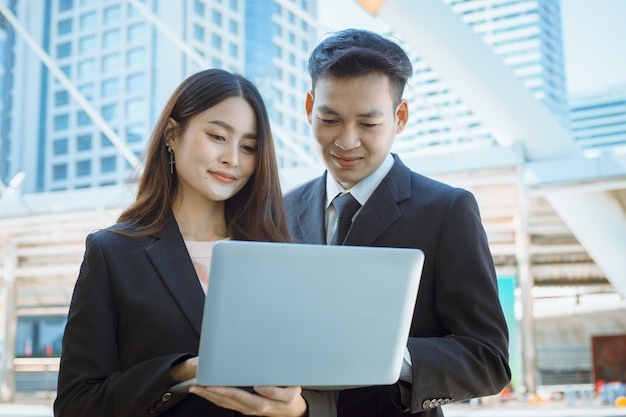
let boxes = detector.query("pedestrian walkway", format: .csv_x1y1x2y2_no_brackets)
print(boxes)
1,397,625,417
443,401,626,417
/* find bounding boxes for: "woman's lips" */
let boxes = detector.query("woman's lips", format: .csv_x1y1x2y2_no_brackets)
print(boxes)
209,171,236,183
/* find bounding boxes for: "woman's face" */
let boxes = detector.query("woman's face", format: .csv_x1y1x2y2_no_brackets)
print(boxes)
169,96,258,205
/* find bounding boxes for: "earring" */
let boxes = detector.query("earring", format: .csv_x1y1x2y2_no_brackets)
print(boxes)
167,145,175,174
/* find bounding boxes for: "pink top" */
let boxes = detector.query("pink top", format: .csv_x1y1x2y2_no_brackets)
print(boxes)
183,240,219,294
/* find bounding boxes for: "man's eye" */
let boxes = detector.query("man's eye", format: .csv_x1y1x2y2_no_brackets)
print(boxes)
318,118,337,125
362,123,380,128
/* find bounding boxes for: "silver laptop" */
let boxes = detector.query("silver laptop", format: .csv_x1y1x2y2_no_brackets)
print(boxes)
171,240,424,392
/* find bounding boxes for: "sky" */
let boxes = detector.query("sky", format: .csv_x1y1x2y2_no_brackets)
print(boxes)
317,0,626,96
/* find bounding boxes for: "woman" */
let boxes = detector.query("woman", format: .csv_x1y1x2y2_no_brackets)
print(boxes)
54,69,336,417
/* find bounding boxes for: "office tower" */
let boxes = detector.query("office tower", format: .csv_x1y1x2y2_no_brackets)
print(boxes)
3,0,317,194
397,0,568,156
570,86,626,153
0,5,13,186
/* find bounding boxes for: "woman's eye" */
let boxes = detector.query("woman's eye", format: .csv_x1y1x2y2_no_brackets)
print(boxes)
241,145,257,154
209,134,226,141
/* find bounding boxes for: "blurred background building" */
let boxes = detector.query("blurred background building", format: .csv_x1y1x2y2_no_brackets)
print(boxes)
0,0,625,404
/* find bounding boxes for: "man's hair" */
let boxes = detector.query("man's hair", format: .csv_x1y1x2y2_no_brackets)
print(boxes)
308,28,413,105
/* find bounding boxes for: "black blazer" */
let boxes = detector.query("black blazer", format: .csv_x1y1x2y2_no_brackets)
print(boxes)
284,154,511,416
54,213,337,417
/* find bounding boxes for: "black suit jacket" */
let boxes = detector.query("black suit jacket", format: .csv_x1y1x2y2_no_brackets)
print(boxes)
54,213,337,417
284,154,511,416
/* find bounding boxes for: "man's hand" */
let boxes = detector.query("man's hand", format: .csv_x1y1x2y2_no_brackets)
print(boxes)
189,385,307,417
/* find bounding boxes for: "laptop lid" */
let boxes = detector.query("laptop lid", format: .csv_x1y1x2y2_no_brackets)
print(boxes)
194,240,424,389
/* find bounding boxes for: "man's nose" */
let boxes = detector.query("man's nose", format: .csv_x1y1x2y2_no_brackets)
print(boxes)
334,125,361,150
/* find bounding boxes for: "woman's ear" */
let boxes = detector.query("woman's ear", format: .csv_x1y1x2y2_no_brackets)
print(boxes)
165,117,179,148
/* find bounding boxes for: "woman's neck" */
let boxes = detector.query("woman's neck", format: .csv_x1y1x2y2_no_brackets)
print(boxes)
172,198,229,242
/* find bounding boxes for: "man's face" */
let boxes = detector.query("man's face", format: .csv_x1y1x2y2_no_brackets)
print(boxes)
306,73,408,189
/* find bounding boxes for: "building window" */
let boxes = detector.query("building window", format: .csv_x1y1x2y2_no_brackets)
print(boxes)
193,24,205,41
76,160,92,177
126,124,144,143
101,156,117,173
212,10,222,25
78,83,94,101
128,23,147,43
229,0,238,12
54,114,69,131
59,0,73,12
211,34,222,50
77,111,92,126
77,134,92,151
103,29,121,49
228,19,238,35
58,19,72,35
101,104,118,122
78,58,95,79
55,91,70,106
228,42,238,59
102,53,121,74
194,0,205,16
103,5,122,25
52,164,68,180
127,48,145,67
126,98,146,118
126,73,144,92
79,35,97,54
56,42,71,59
53,138,68,155
80,12,97,31
101,78,119,98
101,134,114,148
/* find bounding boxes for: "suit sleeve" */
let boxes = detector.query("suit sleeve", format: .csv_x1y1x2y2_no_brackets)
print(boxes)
403,189,511,413
54,233,190,417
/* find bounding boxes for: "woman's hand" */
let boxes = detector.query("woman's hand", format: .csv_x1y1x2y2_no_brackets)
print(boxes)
189,385,307,417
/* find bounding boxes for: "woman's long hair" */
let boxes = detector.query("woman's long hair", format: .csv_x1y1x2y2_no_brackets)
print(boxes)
117,69,290,242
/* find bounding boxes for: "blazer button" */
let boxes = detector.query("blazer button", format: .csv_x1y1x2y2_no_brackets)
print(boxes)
162,392,172,402
429,399,437,408
422,399,432,409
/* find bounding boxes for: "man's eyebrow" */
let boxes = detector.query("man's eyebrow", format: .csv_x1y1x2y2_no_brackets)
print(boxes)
316,106,384,118
316,105,339,116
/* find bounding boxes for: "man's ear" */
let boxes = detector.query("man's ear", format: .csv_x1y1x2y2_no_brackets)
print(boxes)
395,99,409,135
305,91,314,124
165,117,179,148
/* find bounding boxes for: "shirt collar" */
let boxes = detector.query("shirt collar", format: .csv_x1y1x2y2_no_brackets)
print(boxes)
325,153,394,209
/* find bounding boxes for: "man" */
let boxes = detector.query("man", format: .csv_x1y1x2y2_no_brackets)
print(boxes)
284,29,511,416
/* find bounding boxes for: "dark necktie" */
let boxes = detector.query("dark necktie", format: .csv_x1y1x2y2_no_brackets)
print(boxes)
331,193,361,245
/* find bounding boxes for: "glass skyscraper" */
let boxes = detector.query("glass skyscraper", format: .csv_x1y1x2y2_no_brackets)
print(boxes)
396,0,568,155
3,0,317,194
570,87,626,154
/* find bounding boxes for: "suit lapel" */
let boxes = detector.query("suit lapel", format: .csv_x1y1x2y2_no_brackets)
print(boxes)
344,155,412,246
293,175,327,244
145,212,205,336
